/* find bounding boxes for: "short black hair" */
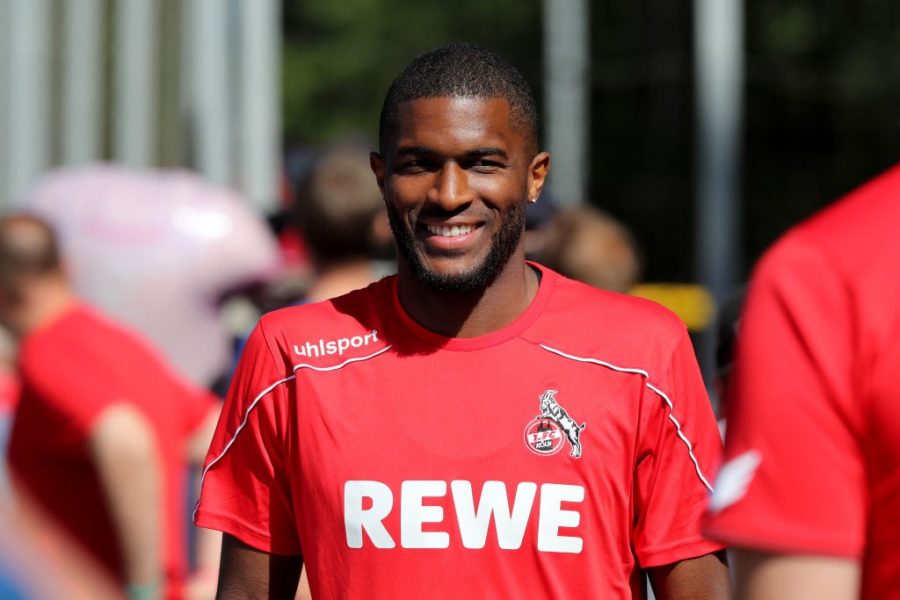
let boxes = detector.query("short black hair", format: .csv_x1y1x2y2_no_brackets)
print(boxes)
295,143,384,264
0,215,63,300
378,43,539,155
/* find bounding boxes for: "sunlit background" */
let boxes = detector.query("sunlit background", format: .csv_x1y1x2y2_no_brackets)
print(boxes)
0,0,898,377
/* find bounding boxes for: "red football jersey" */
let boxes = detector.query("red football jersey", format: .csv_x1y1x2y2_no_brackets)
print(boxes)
196,263,723,599
7,304,217,600
705,165,900,596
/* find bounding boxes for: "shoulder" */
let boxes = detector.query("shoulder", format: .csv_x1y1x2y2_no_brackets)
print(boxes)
526,267,688,371
771,164,900,276
19,304,130,374
254,277,393,366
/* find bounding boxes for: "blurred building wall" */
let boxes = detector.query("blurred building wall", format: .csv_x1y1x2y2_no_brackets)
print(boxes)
0,0,281,212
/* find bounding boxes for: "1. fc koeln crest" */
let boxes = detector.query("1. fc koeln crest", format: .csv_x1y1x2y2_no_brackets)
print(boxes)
523,390,586,458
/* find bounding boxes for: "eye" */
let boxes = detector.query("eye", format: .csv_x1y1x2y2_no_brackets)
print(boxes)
397,158,437,174
469,159,504,173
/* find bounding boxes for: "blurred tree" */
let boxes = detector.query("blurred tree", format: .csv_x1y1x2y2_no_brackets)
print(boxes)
282,0,900,284
282,0,542,145
588,0,695,282
743,0,900,270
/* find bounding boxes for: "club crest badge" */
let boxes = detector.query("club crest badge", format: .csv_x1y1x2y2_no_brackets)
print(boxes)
523,390,586,458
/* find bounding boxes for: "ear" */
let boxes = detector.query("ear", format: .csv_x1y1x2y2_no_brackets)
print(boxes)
527,151,551,203
370,151,386,195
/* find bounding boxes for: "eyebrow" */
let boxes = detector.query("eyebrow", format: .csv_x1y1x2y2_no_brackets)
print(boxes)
395,146,509,159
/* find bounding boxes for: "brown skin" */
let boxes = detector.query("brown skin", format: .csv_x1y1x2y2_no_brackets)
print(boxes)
732,549,858,600
215,96,731,598
216,535,301,600
371,96,549,338
649,551,732,600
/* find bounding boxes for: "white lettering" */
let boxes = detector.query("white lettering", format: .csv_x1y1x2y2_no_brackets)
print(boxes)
343,479,584,553
401,481,449,549
344,481,395,548
451,480,536,549
293,330,382,357
537,484,584,553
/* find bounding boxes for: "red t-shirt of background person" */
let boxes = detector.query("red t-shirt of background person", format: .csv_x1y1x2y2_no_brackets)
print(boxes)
7,304,217,600
705,165,900,596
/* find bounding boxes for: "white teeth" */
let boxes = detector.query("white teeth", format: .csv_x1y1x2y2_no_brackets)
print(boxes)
427,224,474,237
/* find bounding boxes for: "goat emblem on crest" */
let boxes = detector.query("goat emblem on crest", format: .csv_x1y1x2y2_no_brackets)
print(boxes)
523,390,586,459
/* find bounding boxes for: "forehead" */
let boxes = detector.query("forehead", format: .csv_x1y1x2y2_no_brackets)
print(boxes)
391,96,522,156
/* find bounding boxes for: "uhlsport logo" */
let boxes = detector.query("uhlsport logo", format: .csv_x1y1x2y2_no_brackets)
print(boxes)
524,390,586,458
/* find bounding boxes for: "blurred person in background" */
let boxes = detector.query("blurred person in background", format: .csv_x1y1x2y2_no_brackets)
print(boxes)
534,204,642,294
1,484,122,600
711,288,744,438
22,165,281,397
241,141,394,600
520,187,559,260
0,215,221,600
292,141,394,303
195,43,728,599
704,165,900,598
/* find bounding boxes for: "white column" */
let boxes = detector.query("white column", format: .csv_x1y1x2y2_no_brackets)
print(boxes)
188,0,232,186
114,0,158,167
543,0,589,207
239,0,280,212
7,0,52,206
694,0,743,385
63,0,104,166
0,0,10,210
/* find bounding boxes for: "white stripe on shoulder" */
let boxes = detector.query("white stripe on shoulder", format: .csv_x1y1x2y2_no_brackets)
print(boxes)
538,343,714,493
193,344,393,521
291,344,393,373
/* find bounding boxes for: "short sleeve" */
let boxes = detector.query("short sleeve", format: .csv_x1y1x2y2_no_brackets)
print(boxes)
704,239,865,557
193,320,301,555
632,327,724,567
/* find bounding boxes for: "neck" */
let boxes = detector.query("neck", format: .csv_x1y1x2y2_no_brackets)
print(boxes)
396,252,539,338
9,280,77,340
306,259,374,302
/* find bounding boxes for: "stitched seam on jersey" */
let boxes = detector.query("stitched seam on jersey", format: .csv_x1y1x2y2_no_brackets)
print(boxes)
289,344,392,372
193,345,394,521
193,374,295,521
538,343,715,493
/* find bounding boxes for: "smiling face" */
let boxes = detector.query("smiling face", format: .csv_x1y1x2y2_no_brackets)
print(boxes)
371,96,549,293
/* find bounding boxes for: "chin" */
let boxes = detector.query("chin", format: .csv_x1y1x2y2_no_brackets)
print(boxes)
412,258,498,294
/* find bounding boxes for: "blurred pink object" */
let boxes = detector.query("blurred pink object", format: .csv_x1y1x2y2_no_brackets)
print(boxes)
23,165,280,388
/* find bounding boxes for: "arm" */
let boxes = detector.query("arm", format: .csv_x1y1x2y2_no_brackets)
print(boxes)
89,403,162,597
185,405,223,600
216,533,302,600
732,549,859,600
648,551,732,600
185,404,221,465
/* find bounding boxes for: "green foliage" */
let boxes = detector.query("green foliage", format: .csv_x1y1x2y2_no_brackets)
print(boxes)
282,0,542,145
281,0,900,283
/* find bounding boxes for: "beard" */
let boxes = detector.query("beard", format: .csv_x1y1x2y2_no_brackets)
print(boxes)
386,200,526,294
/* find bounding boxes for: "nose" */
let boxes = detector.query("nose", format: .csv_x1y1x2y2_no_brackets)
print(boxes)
427,161,474,210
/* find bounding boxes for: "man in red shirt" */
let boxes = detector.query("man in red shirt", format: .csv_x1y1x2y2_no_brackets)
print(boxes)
0,215,220,599
196,43,729,599
704,166,900,598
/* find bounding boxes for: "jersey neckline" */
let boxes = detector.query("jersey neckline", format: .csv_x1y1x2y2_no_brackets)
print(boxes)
389,261,557,351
